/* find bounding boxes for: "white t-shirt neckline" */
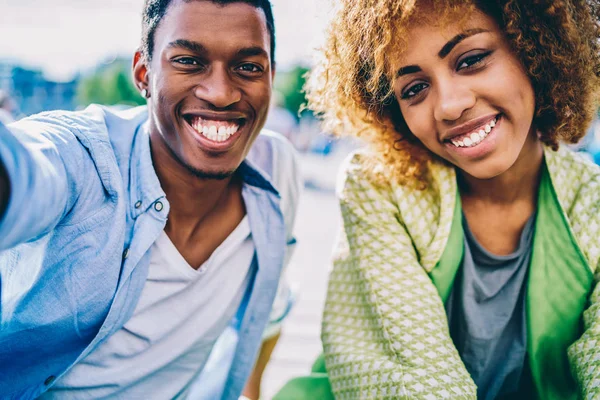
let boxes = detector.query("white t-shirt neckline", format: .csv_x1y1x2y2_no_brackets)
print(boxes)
156,215,251,278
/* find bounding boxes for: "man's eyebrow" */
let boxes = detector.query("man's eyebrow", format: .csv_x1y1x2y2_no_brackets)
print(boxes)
235,46,269,59
166,39,207,54
438,28,488,58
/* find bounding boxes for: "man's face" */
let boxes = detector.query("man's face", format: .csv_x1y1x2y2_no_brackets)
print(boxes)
135,0,274,179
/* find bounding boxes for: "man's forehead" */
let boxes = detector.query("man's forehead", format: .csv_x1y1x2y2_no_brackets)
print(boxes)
156,1,270,51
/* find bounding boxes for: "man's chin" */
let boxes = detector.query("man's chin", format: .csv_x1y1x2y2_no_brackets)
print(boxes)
166,145,236,180
184,165,236,180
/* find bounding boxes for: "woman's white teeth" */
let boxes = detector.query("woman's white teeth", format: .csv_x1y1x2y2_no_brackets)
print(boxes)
451,118,497,148
192,119,239,142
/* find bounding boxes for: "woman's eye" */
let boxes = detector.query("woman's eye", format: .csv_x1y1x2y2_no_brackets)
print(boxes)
401,82,429,99
457,51,492,71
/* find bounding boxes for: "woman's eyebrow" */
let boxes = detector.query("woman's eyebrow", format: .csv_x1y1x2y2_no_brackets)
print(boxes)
438,28,488,58
395,28,489,78
396,65,422,78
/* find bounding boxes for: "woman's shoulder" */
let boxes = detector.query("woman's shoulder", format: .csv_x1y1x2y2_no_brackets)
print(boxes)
338,149,436,190
546,145,600,271
545,145,600,206
337,149,457,270
337,149,455,198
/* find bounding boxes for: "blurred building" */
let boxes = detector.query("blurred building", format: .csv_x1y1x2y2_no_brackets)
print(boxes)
0,59,79,116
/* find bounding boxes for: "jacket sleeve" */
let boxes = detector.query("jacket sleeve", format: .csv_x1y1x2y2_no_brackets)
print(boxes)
0,118,83,250
322,154,476,399
567,176,600,399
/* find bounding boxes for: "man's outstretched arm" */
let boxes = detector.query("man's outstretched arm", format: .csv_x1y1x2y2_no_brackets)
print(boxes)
0,119,81,251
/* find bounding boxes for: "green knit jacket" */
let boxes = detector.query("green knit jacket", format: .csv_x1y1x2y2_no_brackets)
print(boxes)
320,146,600,400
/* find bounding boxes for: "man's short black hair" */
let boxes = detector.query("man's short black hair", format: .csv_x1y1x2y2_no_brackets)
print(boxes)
141,0,275,64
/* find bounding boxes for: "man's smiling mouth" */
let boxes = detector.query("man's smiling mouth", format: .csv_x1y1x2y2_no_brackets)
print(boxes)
185,115,245,143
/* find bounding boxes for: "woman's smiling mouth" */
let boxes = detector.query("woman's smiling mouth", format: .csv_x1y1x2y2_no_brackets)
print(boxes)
441,114,503,159
449,116,497,148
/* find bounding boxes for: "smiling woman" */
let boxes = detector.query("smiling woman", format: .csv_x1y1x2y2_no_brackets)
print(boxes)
287,1,600,399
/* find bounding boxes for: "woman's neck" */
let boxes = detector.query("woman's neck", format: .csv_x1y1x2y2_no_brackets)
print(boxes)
458,133,544,206
457,133,544,255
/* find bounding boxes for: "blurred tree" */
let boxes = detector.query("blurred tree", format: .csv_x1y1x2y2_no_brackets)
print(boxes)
274,65,311,120
77,59,145,107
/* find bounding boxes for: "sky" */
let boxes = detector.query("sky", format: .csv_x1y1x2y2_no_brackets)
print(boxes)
0,0,333,81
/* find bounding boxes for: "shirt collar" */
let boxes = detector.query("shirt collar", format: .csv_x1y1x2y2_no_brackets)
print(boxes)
237,157,280,196
129,121,167,219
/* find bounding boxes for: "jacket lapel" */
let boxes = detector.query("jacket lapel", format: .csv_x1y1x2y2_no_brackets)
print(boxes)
430,192,464,303
526,164,593,400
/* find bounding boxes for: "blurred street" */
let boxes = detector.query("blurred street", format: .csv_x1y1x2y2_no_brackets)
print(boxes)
260,148,352,399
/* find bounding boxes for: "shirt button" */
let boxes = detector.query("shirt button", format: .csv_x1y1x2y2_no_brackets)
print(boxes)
134,201,142,209
123,248,129,260
44,375,56,386
154,201,164,212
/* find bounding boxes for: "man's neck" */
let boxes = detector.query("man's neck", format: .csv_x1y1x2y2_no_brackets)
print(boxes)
150,132,237,235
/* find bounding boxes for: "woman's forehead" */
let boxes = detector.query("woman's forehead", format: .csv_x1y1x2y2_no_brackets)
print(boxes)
386,5,489,69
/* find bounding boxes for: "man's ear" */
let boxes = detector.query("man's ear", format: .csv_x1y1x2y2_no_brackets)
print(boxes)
133,50,150,94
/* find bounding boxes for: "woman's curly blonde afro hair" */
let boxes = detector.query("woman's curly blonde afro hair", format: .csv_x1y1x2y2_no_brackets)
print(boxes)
306,0,600,188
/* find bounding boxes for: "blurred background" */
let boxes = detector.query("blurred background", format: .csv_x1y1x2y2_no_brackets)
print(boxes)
0,0,359,397
2,1,600,398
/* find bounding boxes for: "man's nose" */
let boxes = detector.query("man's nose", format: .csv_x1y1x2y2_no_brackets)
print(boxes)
433,80,476,122
194,69,242,108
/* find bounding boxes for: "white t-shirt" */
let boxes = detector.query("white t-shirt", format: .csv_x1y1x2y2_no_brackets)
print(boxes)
42,217,254,399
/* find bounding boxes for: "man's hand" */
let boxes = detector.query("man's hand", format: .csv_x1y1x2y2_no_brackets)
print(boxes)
241,332,281,400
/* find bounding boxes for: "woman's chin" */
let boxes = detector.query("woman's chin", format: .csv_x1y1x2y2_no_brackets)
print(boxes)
455,161,512,181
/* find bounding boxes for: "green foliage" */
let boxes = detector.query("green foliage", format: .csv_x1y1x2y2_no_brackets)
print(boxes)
274,65,311,120
77,59,145,107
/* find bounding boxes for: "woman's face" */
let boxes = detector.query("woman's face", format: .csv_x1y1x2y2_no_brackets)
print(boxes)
391,9,537,179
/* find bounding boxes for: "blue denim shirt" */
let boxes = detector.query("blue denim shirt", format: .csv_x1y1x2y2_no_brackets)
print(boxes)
0,105,301,400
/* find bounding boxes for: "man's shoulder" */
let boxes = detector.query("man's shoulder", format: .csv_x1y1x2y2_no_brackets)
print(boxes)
13,104,147,144
247,129,302,228
249,129,297,160
10,105,149,194
247,129,301,184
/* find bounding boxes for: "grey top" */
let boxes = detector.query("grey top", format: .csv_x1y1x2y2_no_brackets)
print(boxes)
445,213,536,400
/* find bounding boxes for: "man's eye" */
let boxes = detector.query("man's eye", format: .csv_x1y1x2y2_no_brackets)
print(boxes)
173,57,200,66
237,64,263,73
401,82,429,100
457,51,492,71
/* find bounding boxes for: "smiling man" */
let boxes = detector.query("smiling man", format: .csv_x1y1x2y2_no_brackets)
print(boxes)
0,1,301,399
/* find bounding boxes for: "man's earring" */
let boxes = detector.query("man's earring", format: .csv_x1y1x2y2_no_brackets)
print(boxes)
141,89,149,98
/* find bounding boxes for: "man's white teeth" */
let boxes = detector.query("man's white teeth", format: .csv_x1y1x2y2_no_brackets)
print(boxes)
451,118,497,148
191,119,240,142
